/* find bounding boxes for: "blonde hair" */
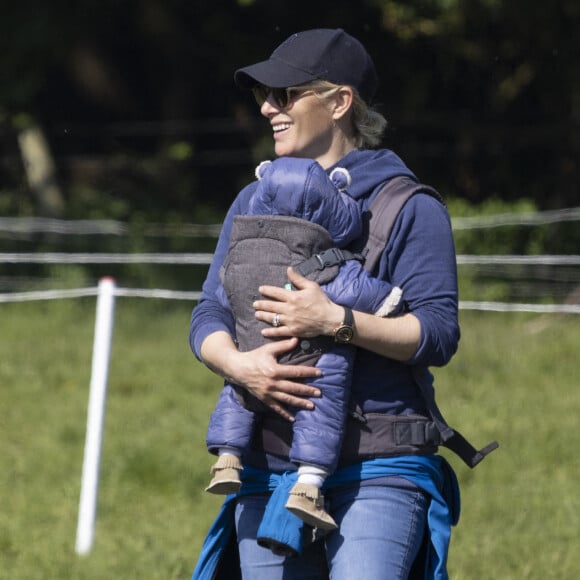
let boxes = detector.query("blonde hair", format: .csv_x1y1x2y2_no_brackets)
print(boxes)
300,80,388,148
350,90,388,148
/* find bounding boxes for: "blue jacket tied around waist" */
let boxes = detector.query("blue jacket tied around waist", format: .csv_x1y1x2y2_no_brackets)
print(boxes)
192,455,460,580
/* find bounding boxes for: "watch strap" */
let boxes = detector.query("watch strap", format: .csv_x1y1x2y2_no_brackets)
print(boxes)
342,306,354,327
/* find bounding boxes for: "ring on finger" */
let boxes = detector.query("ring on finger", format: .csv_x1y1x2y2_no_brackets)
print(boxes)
272,313,281,327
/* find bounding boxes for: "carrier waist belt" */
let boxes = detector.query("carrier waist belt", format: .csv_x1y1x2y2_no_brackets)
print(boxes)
253,413,440,468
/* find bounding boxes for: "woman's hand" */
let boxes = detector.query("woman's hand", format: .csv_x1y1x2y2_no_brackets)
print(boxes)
254,267,344,339
200,331,322,422
254,266,422,362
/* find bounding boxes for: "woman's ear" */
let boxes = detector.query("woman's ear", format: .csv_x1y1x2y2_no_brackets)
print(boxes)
331,87,354,121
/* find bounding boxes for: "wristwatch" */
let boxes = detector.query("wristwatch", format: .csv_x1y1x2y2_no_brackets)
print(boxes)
333,306,354,343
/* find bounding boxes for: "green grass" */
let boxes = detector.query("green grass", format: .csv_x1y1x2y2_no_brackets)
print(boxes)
1,300,578,579
435,311,580,579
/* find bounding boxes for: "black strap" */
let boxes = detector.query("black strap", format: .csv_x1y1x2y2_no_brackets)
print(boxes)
364,175,444,274
295,247,364,277
256,413,443,467
255,408,498,469
293,175,433,278
365,176,498,468
411,367,499,467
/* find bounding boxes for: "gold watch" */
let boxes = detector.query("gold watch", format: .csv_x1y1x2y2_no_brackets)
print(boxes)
333,306,354,343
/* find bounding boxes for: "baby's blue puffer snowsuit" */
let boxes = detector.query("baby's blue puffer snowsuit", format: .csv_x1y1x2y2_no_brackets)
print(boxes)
206,157,402,473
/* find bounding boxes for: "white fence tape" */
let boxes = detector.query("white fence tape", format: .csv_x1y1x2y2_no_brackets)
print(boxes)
459,301,580,314
113,288,201,300
451,206,580,229
0,217,222,237
0,284,577,314
1,252,579,266
0,207,579,237
0,250,578,312
0,287,99,303
456,255,580,265
0,287,201,303
0,252,214,264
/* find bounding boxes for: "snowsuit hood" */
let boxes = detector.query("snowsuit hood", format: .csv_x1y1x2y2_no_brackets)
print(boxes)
250,157,362,248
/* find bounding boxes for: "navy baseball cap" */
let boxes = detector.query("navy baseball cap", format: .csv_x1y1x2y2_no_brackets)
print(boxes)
234,28,378,103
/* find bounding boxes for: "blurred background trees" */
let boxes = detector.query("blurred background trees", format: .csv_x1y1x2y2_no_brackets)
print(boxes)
1,0,578,221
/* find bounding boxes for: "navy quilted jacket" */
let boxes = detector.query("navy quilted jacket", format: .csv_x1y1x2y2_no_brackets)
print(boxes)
206,157,401,472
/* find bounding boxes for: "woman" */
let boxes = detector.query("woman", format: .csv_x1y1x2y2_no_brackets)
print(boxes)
190,28,463,579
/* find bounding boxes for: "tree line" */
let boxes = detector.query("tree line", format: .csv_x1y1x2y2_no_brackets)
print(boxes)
0,0,578,220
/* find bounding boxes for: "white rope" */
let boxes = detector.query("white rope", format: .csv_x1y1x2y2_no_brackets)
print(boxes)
0,287,99,302
0,287,201,303
456,255,580,265
0,253,214,264
459,301,580,314
0,285,577,312
0,218,128,235
1,252,579,266
0,217,222,237
1,207,579,238
113,288,201,300
451,207,580,229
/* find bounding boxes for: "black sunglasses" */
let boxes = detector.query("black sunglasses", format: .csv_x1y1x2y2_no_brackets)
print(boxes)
252,85,311,109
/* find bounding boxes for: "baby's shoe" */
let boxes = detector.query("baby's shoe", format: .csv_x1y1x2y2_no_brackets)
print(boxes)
205,454,242,494
285,482,337,530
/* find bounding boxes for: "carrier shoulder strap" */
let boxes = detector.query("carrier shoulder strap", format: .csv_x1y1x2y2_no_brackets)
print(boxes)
295,175,440,278
365,175,498,468
364,175,444,274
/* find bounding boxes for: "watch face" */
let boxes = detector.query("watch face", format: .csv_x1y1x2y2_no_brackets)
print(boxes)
335,325,354,343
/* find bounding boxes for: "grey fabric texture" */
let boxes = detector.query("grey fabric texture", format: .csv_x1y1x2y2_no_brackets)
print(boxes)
220,214,339,352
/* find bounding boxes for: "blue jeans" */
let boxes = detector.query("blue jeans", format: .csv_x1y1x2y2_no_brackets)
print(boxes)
234,480,428,580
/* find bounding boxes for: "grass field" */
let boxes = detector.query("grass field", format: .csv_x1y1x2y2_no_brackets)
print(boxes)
1,298,578,579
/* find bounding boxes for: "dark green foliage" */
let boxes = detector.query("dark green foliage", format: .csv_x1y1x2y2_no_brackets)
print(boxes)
448,197,579,303
0,0,579,221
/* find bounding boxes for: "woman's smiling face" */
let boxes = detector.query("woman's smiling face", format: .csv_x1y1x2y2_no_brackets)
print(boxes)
258,85,347,169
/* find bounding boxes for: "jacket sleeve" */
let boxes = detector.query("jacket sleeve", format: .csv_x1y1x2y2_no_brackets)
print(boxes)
323,261,403,316
382,193,460,367
189,183,257,360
